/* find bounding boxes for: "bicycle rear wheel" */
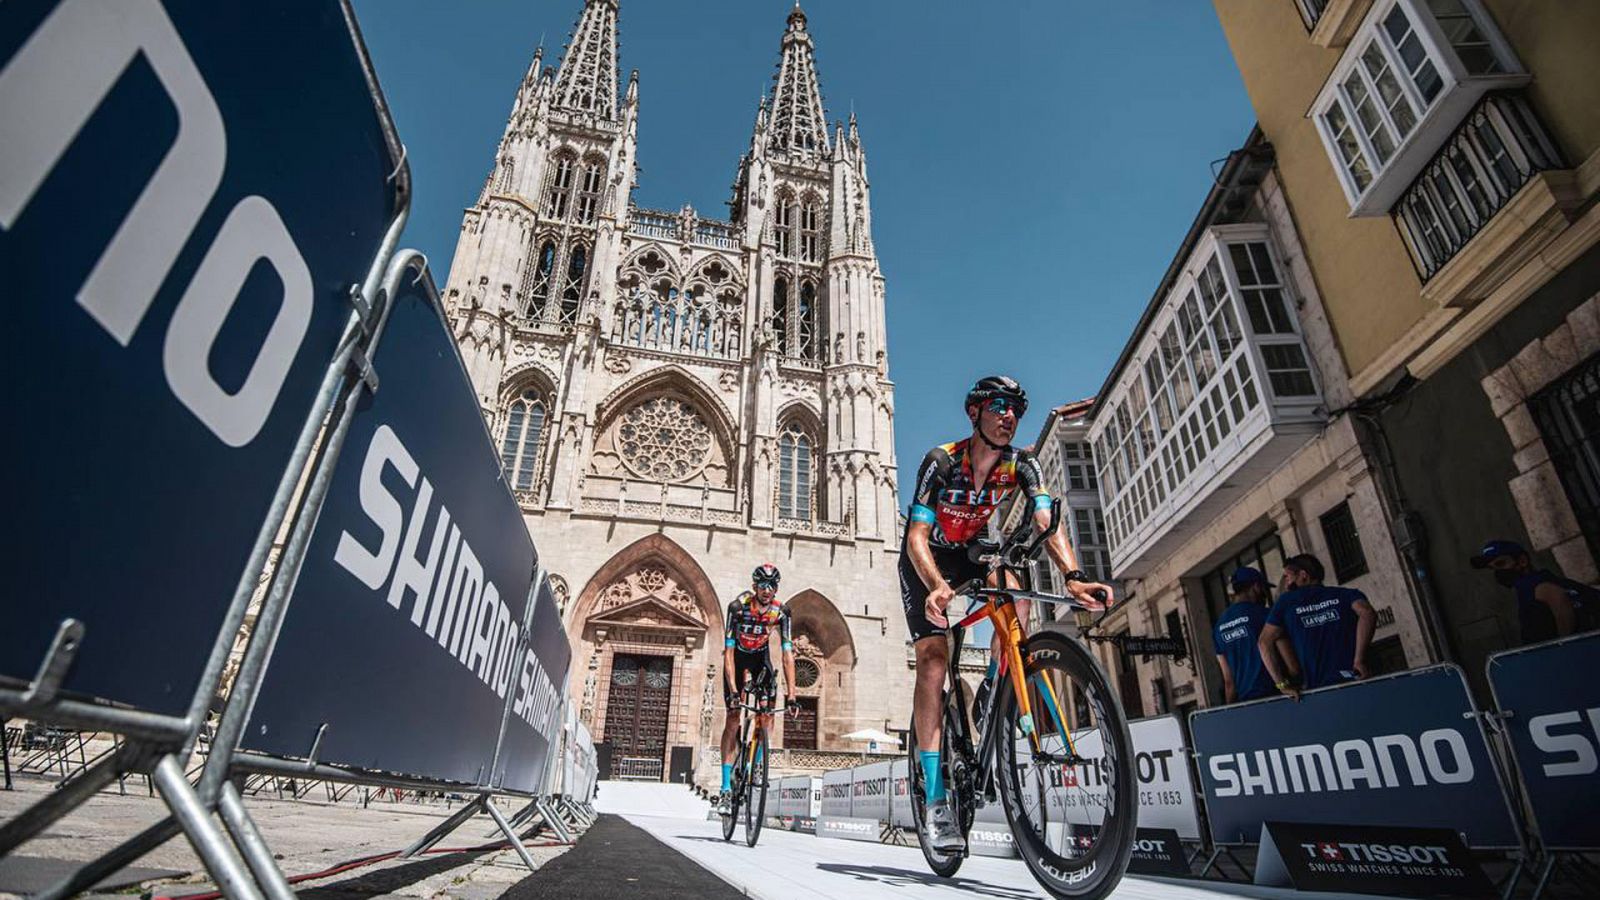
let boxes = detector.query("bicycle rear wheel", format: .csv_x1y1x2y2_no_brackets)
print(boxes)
744,728,768,847
721,738,744,842
995,630,1136,900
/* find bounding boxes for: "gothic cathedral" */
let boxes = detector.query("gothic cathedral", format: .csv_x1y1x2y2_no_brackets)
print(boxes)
442,0,906,782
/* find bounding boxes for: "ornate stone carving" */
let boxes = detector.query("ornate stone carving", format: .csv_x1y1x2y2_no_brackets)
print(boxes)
616,397,714,482
719,370,740,393
605,354,632,374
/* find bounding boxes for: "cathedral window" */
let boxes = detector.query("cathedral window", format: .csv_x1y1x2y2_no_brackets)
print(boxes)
617,397,714,482
544,152,576,219
800,200,821,262
773,278,790,355
797,280,818,360
560,243,589,323
576,158,606,223
500,389,547,492
520,240,556,318
775,195,795,258
778,423,814,520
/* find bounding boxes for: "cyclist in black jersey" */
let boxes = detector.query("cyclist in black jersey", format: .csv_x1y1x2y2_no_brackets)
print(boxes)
901,375,1115,852
715,563,795,815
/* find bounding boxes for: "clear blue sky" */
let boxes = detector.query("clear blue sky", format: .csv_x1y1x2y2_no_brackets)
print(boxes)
348,0,1256,498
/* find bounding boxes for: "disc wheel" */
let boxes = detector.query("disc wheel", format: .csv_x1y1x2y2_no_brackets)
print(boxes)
995,630,1136,900
744,728,768,847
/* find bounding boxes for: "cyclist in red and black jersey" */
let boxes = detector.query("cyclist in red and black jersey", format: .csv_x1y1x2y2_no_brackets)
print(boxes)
715,563,795,815
901,375,1115,851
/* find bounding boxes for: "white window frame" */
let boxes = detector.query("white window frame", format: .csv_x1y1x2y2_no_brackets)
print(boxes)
1310,0,1525,216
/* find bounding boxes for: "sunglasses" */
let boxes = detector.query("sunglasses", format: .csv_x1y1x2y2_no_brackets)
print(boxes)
986,397,1022,416
754,579,779,590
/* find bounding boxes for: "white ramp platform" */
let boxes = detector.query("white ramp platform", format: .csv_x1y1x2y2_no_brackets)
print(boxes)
593,781,710,821
621,812,1409,900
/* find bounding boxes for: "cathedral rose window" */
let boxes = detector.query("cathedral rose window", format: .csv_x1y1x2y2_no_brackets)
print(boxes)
617,398,714,482
794,657,820,689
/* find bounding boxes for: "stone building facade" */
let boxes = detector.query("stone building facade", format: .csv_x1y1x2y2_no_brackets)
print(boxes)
438,0,909,781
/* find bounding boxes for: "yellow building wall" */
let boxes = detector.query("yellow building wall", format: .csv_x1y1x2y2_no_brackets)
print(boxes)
1486,0,1600,163
1212,0,1425,381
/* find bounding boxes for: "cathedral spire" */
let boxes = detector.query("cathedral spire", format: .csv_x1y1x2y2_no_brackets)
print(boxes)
765,3,830,159
552,0,619,120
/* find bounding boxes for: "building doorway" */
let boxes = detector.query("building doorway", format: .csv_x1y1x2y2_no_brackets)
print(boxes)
786,696,818,749
604,653,674,780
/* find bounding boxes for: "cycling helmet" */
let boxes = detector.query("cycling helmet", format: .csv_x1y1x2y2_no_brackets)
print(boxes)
965,375,1028,418
752,563,781,587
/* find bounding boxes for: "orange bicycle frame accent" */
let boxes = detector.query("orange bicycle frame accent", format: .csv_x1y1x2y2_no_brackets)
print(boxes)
957,591,1076,758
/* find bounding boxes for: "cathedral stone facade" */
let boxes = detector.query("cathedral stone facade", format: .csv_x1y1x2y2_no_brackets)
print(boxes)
441,0,908,782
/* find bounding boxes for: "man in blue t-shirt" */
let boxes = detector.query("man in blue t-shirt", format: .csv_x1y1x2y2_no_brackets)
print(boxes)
1213,567,1290,703
1470,538,1600,645
1258,554,1376,696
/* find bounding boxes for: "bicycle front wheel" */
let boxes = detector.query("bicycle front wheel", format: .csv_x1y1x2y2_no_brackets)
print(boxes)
995,630,1136,900
744,728,768,847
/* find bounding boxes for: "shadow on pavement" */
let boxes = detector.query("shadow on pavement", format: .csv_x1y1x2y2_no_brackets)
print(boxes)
297,850,496,899
814,862,1041,899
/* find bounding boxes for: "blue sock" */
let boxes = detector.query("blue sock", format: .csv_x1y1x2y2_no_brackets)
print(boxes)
721,763,732,792
919,750,945,803
985,659,998,683
754,745,763,767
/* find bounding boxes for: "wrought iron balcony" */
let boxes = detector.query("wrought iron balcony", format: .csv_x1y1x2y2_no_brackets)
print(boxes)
1395,92,1564,281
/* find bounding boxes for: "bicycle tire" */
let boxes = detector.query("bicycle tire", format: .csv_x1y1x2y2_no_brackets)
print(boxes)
995,630,1136,900
907,706,966,878
721,736,744,842
744,727,768,847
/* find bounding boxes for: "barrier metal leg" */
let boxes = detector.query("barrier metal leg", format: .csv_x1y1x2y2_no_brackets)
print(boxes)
485,799,542,839
484,797,540,873
218,781,295,900
401,795,485,858
152,756,264,900
1,718,11,790
1526,854,1557,900
536,797,574,843
34,816,182,900
0,745,129,854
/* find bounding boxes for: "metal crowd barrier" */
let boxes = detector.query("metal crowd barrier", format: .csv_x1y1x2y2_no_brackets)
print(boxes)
0,5,589,897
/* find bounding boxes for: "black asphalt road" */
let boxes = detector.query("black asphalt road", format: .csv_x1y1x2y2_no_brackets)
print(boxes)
504,814,745,899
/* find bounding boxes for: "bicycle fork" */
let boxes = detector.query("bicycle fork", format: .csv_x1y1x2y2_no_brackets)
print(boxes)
994,607,1076,759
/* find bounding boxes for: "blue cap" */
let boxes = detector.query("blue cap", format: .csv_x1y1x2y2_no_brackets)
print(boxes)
1470,539,1526,568
1230,566,1268,589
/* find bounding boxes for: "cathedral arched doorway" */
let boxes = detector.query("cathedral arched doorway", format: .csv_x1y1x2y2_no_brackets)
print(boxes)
778,589,856,752
571,535,722,781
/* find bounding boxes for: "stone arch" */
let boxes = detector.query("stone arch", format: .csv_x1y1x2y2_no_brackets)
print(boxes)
571,535,729,768
500,359,561,398
571,534,725,637
781,589,857,749
620,244,681,281
775,398,822,435
595,364,738,454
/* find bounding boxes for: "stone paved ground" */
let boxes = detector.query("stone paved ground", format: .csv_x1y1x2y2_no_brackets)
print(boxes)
0,773,580,899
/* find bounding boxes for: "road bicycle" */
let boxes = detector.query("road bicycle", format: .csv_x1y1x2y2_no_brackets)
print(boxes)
720,674,791,847
908,499,1136,900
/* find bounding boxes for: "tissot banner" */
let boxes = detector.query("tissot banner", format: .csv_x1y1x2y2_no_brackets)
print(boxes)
1486,632,1600,850
1254,821,1493,896
851,761,892,823
820,767,853,818
1189,665,1519,847
1,0,402,716
245,269,548,787
1024,714,1203,841
889,759,913,829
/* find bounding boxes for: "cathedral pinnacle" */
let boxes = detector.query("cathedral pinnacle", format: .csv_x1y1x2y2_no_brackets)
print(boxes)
766,3,829,159
552,0,620,120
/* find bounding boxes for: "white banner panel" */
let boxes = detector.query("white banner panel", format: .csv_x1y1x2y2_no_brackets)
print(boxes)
820,767,853,819
1035,714,1202,842
890,758,913,829
852,761,892,823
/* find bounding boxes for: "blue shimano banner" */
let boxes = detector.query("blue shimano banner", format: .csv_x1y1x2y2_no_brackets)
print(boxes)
1487,632,1600,851
244,266,541,787
0,0,402,715
1189,665,1518,848
494,575,573,793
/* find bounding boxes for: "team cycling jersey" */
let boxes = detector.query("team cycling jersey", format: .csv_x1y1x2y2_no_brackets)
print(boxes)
905,438,1051,549
724,591,793,655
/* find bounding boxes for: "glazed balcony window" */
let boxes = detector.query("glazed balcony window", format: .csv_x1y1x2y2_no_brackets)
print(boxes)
1311,0,1526,216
